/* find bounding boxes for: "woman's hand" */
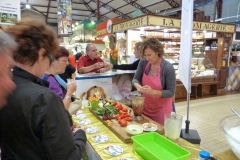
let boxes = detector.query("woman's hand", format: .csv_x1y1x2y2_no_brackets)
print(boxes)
66,81,77,95
139,85,153,95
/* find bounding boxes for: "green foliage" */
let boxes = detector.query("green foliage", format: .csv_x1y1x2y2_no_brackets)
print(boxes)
95,105,118,116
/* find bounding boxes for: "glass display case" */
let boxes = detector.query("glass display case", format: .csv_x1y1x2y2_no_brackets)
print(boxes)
164,57,216,79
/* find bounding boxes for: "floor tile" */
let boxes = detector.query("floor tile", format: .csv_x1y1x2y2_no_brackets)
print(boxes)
175,93,240,156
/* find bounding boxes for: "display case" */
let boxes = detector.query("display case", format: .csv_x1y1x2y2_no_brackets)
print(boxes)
164,57,216,79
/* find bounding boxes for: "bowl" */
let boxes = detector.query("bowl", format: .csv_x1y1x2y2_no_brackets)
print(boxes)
219,115,240,159
126,124,143,135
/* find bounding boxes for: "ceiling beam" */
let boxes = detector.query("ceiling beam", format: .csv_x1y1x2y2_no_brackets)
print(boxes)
20,3,90,11
216,0,222,19
101,2,129,17
163,0,179,8
80,0,97,18
115,1,166,18
122,0,153,14
90,0,131,19
45,0,51,23
79,0,109,21
43,11,90,17
27,6,47,18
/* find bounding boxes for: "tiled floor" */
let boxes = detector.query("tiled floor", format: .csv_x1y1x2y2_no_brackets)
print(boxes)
175,93,240,156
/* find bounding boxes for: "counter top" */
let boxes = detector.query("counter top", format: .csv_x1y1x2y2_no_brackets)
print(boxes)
76,70,135,79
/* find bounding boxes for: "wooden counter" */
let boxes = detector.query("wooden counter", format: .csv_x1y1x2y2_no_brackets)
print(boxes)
175,76,220,99
89,105,164,144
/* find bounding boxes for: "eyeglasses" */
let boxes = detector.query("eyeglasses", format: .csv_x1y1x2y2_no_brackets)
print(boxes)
46,54,55,64
59,58,69,63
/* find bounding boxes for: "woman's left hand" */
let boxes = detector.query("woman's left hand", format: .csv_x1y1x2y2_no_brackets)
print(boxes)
139,85,153,95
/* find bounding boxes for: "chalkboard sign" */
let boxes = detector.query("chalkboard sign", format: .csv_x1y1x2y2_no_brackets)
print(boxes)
235,32,240,39
233,31,240,42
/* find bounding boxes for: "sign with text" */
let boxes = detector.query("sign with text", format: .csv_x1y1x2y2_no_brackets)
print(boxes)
0,0,20,24
113,16,148,32
96,18,123,37
113,15,236,33
148,16,235,33
57,0,72,35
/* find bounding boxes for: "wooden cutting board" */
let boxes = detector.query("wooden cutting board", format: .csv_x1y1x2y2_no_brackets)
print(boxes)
89,106,164,144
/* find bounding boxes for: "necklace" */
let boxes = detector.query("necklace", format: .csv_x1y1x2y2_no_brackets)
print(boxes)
150,65,158,77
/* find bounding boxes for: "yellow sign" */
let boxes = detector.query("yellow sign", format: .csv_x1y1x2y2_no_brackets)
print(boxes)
113,15,236,33
97,29,107,36
193,22,235,33
148,15,235,33
113,15,148,32
148,16,181,28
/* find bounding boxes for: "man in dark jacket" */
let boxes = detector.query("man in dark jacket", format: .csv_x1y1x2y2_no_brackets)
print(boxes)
0,19,86,160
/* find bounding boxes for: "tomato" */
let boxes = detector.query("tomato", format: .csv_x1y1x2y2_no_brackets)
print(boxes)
112,102,118,106
125,117,133,122
119,110,124,115
116,104,123,110
122,108,128,112
119,119,128,127
115,115,120,119
125,113,130,117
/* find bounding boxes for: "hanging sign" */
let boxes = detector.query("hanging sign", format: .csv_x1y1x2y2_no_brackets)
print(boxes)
112,15,148,32
96,18,123,37
112,15,236,33
0,0,20,24
57,0,72,35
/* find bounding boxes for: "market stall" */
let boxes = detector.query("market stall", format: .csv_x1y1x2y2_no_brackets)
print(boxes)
112,15,236,99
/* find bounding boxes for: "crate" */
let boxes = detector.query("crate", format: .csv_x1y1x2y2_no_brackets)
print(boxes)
131,132,191,160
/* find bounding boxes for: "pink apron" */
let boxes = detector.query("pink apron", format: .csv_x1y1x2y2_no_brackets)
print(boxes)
142,61,172,125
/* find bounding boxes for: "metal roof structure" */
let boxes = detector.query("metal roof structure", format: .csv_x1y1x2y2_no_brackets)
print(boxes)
20,0,213,25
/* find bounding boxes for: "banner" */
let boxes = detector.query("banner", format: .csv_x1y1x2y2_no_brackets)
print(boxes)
57,0,72,35
179,0,194,93
0,0,20,24
75,76,113,99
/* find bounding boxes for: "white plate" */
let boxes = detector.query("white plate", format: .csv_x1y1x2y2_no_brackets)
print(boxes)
80,119,91,125
75,110,83,115
126,124,143,135
86,126,99,134
142,123,158,132
104,145,124,156
92,134,108,143
76,114,86,120
119,158,134,160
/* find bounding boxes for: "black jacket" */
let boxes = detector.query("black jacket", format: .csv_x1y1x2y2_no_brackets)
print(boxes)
113,59,140,70
0,67,86,160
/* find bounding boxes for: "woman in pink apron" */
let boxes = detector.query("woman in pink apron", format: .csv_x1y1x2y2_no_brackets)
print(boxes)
133,38,176,125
